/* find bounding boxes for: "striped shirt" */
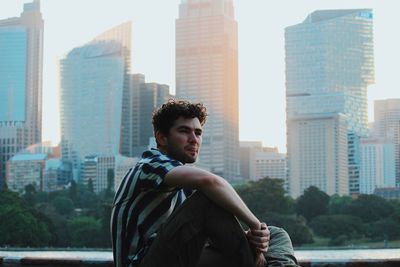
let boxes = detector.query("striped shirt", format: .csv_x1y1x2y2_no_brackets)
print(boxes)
111,149,185,267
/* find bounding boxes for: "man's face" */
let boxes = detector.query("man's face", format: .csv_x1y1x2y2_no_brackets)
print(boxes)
160,117,203,164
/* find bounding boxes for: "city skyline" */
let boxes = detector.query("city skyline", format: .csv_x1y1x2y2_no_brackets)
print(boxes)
285,9,374,197
1,0,400,153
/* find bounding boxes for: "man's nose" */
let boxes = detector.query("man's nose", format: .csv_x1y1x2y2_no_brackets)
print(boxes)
188,132,198,143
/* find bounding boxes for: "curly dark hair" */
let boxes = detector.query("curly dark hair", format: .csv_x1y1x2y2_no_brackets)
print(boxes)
152,99,207,136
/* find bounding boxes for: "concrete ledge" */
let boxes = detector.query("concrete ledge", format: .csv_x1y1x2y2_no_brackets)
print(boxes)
299,259,400,267
0,257,113,267
1,257,400,267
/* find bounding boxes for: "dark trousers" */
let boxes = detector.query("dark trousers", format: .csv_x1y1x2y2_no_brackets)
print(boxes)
139,192,299,267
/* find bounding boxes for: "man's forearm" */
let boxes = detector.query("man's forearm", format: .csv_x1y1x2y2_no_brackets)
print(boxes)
199,175,260,229
165,166,261,229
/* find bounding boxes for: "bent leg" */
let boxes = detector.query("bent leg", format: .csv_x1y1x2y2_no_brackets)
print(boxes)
139,192,254,267
196,245,240,267
265,226,300,267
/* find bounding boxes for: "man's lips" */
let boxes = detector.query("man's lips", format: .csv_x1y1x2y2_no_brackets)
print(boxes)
186,147,198,153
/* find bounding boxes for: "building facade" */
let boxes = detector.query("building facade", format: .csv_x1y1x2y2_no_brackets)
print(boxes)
240,141,287,182
81,155,115,194
60,22,131,180
285,9,374,197
6,153,47,192
176,0,240,181
6,142,71,193
81,154,138,193
373,99,400,186
128,74,171,157
0,0,43,188
360,137,396,194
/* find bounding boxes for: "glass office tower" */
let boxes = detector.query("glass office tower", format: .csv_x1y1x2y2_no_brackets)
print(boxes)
285,9,374,197
0,0,43,188
60,23,131,180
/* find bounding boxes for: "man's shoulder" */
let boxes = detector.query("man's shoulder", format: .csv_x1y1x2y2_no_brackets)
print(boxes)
139,149,182,167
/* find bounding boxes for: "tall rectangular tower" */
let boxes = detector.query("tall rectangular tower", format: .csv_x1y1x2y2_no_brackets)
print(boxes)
285,9,375,197
60,22,131,180
374,99,400,186
0,0,43,188
176,0,240,181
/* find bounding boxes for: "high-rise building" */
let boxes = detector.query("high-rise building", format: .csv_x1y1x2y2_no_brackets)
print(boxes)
176,0,240,181
127,74,171,157
360,137,396,194
0,0,43,188
285,9,374,197
121,74,145,157
348,131,361,196
373,99,400,186
240,142,287,183
138,83,170,147
60,22,131,179
81,155,115,193
240,141,262,181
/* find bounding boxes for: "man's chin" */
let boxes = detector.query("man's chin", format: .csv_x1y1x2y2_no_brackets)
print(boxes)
185,157,197,164
184,154,198,164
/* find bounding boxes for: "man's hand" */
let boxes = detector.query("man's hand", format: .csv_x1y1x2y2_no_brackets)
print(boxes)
246,222,270,253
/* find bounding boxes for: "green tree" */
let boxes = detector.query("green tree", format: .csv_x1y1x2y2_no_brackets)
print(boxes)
266,213,313,246
309,214,364,239
295,186,329,222
235,177,294,217
36,203,71,246
0,190,52,247
69,179,78,202
344,194,393,222
51,196,74,216
88,178,94,193
328,194,352,215
23,184,37,204
68,216,103,247
366,218,400,241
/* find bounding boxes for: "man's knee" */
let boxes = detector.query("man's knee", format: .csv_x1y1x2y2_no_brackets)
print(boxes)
266,226,299,267
268,226,293,253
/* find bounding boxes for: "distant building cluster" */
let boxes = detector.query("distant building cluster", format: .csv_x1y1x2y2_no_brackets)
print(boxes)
1,1,399,199
285,9,399,199
240,142,287,182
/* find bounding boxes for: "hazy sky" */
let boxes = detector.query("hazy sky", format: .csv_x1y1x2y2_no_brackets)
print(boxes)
1,0,400,152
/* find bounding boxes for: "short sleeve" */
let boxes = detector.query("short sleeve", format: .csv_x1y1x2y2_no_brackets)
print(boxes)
138,155,182,190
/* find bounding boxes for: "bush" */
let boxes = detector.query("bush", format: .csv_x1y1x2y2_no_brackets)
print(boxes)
310,215,364,239
329,235,348,246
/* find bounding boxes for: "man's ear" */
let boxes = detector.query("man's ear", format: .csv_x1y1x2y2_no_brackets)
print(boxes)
155,130,167,147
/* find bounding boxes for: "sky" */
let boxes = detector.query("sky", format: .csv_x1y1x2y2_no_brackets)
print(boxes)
1,0,400,153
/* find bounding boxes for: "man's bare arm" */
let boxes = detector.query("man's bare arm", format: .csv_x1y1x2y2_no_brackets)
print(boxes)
164,165,260,230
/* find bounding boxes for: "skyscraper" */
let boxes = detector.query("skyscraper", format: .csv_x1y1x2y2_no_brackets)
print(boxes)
60,22,131,179
285,9,375,197
0,0,44,188
360,137,396,194
137,82,171,153
374,98,400,186
176,0,240,181
126,74,171,157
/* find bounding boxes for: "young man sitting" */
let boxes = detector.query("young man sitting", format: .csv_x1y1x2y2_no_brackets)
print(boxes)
111,99,299,267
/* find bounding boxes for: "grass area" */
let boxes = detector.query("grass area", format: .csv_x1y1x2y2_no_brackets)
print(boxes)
296,236,400,250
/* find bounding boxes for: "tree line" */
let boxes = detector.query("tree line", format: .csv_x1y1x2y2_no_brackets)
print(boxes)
0,181,113,247
1,177,400,248
235,179,400,246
